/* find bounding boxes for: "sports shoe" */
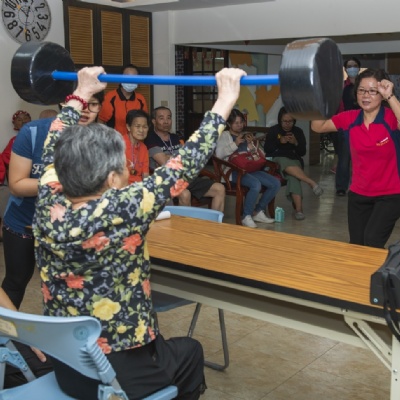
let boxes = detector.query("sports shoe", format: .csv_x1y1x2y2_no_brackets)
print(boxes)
294,211,305,220
252,210,275,224
312,184,323,196
242,215,257,228
336,190,346,196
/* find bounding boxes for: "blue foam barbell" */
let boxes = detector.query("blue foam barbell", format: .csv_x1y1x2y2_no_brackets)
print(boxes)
52,71,280,86
11,38,343,119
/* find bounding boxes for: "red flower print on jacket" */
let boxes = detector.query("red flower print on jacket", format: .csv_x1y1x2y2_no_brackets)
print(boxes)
166,155,183,170
61,272,85,289
50,203,66,223
142,279,151,298
122,234,143,254
97,337,112,354
41,283,53,303
170,179,189,197
82,232,110,252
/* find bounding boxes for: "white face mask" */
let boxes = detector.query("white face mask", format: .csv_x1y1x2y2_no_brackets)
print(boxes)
121,83,138,92
346,67,359,78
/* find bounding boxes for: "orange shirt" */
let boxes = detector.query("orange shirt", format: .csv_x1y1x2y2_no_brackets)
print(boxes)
123,135,149,184
99,88,148,136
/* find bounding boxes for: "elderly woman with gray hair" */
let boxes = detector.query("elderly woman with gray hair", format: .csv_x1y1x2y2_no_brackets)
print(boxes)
32,66,245,399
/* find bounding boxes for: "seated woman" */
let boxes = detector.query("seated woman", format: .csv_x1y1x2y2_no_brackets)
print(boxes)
124,109,150,183
264,107,323,221
216,109,280,228
32,66,245,399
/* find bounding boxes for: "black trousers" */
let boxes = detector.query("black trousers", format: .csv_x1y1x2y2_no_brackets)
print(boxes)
52,334,206,400
348,191,400,248
1,227,35,309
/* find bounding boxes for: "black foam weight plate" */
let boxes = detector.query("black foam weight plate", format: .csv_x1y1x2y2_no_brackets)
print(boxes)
279,38,343,120
11,41,76,105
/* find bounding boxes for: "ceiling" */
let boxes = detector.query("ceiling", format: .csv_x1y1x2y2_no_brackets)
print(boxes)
111,0,273,11
80,0,398,60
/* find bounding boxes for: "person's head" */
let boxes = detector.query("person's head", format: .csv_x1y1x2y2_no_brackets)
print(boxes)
126,109,150,142
78,91,104,126
344,57,361,79
226,109,245,134
152,106,172,134
277,107,296,132
12,110,31,131
354,69,392,112
54,124,128,198
39,109,58,119
121,64,140,93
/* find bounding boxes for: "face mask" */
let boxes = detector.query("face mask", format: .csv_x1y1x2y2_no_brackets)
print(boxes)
346,67,359,78
121,83,138,92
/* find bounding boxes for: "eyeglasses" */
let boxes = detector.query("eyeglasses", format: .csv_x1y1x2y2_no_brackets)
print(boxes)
88,102,102,113
282,119,294,124
356,88,379,96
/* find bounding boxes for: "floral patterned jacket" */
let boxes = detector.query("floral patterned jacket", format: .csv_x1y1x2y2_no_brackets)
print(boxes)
33,106,225,353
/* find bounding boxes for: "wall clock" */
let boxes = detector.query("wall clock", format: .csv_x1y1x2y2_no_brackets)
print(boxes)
2,0,51,44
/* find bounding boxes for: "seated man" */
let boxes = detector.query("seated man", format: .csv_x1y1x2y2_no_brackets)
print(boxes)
145,106,225,212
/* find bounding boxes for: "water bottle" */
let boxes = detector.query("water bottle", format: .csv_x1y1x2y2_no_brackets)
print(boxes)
275,207,285,223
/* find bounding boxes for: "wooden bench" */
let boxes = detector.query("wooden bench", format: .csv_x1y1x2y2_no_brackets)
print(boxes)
148,216,398,399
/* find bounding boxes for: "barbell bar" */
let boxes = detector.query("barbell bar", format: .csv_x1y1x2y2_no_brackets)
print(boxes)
52,71,280,86
11,37,343,120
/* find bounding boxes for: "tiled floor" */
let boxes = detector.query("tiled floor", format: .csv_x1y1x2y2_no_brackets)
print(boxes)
3,152,395,399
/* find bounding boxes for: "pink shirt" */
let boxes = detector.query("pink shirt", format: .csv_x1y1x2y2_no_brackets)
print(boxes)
332,108,400,196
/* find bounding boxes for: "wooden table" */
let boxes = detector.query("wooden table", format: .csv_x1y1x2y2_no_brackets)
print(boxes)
148,216,399,399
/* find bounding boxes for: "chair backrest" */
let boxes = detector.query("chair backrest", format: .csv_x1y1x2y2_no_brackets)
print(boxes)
0,307,122,387
164,205,223,223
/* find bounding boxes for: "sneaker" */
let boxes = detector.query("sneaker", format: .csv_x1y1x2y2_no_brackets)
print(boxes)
242,215,257,228
336,190,346,196
253,210,275,224
312,184,323,196
294,211,305,220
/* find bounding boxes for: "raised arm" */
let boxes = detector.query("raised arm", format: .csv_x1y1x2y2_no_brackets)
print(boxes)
378,79,400,129
311,119,337,133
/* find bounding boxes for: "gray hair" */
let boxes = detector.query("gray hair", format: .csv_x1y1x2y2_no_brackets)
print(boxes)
54,123,126,197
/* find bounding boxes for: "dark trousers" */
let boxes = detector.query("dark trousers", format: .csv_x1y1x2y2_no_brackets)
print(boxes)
335,131,351,192
348,191,400,248
1,227,35,309
52,334,206,400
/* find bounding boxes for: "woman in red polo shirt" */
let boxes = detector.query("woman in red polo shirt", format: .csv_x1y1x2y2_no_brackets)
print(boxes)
312,69,400,248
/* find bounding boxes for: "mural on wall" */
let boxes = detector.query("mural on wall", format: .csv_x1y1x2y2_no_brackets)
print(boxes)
229,51,281,127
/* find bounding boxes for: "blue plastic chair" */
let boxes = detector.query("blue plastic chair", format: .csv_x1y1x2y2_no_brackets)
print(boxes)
152,206,229,371
0,307,177,400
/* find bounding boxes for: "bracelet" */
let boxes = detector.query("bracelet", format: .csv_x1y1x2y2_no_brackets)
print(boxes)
387,94,395,101
65,94,88,110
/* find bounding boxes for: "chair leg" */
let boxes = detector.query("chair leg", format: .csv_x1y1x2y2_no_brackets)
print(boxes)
188,304,230,371
268,197,275,218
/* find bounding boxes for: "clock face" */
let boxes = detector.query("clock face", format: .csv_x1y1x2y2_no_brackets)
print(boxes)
2,0,51,44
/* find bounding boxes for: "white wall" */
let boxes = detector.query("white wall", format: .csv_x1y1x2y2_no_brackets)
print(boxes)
0,0,64,150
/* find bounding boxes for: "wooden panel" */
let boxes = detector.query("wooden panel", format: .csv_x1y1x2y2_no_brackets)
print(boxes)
68,7,94,64
136,85,151,110
129,15,150,67
101,11,123,66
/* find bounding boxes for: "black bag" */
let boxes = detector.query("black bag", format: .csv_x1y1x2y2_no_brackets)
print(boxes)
370,241,400,342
